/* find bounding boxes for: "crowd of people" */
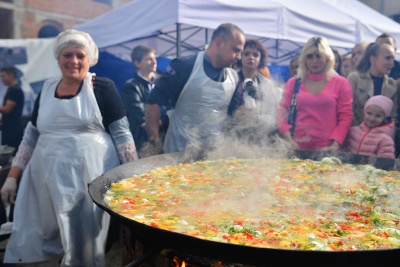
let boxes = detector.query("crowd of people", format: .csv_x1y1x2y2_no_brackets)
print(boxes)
0,22,400,266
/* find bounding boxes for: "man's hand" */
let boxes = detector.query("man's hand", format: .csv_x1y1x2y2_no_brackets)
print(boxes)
140,140,164,158
141,118,163,128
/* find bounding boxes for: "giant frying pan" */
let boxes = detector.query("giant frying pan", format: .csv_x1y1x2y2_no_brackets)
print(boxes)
89,150,400,266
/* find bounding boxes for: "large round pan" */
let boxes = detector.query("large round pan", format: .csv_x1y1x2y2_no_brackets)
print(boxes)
89,150,400,266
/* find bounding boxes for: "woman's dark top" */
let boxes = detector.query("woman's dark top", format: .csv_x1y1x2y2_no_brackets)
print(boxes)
371,74,384,96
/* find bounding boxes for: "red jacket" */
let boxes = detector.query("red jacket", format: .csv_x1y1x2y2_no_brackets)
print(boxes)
344,121,395,158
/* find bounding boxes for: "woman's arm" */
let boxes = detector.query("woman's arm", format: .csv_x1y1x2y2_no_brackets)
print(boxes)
281,130,299,149
320,140,341,151
276,78,297,134
10,122,39,171
92,76,139,162
329,78,353,147
1,122,40,205
109,117,138,163
97,77,139,162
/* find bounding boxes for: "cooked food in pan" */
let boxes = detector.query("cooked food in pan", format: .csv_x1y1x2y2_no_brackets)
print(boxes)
105,157,400,251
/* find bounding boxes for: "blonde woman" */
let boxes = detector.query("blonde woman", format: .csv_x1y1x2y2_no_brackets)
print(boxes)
276,36,353,151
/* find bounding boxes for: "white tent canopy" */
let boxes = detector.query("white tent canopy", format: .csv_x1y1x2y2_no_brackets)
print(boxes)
0,38,59,116
74,0,400,65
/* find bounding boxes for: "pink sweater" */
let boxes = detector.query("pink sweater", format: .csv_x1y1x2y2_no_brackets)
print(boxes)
277,75,353,150
345,121,395,158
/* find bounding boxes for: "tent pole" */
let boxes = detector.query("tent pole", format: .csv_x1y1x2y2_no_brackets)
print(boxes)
380,0,385,14
205,28,208,48
176,23,181,58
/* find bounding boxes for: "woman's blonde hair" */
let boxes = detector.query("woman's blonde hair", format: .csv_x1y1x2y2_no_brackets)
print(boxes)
297,36,336,81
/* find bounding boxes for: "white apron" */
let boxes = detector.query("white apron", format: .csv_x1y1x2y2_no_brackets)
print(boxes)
164,52,236,153
4,73,120,266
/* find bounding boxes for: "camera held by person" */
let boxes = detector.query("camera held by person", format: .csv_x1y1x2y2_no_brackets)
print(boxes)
243,78,258,99
243,78,259,110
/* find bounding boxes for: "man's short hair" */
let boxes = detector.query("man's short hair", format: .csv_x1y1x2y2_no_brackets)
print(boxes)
210,23,245,42
0,66,17,78
376,33,397,47
130,45,155,63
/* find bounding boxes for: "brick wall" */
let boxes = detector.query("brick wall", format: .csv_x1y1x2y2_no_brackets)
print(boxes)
25,0,111,19
0,0,131,38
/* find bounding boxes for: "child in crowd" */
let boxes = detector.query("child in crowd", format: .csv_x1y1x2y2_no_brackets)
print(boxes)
345,95,395,158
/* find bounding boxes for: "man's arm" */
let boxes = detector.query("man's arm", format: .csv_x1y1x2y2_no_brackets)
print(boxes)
0,99,17,114
144,55,196,141
145,103,161,141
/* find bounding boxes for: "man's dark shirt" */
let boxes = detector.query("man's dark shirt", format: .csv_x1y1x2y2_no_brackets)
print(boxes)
2,85,24,148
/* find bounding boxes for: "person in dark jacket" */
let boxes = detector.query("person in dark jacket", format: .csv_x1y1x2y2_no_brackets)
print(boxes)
123,45,169,155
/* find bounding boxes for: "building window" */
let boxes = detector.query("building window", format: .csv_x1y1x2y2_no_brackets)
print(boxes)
38,20,63,38
0,8,13,38
93,0,113,6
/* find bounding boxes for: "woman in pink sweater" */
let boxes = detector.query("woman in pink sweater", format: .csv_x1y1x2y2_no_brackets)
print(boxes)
345,95,395,158
277,37,353,150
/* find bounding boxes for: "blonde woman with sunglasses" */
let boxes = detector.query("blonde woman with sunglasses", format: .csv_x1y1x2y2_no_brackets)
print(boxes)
276,36,353,151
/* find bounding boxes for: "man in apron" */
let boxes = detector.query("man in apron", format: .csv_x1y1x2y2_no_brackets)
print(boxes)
144,23,245,155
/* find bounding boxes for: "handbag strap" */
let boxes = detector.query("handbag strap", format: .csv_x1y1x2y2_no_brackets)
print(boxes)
288,78,301,133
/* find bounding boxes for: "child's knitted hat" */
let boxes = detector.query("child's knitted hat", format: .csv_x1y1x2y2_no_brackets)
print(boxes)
364,95,393,117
